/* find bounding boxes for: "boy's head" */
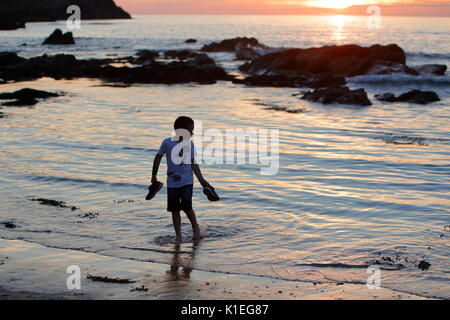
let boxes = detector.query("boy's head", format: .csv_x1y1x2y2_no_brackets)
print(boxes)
174,116,194,135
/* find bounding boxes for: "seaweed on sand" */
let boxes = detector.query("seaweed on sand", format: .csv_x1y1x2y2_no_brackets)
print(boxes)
30,198,79,210
87,274,137,284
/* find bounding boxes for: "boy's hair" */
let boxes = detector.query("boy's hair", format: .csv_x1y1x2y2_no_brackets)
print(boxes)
174,116,194,131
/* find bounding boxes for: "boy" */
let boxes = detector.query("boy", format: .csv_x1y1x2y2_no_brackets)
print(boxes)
151,116,212,241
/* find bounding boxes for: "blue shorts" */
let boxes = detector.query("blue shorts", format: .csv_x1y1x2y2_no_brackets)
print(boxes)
167,184,193,212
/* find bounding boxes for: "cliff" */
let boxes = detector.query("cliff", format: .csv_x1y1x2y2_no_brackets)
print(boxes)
0,0,131,29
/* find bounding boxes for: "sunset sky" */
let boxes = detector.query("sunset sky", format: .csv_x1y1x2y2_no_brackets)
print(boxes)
114,0,450,16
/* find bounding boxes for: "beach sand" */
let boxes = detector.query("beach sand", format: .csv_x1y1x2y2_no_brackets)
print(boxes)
0,239,431,300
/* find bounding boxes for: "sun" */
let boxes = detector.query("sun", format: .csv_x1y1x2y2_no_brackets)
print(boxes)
306,0,364,9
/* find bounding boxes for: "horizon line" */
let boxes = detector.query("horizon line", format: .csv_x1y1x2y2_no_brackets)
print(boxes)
128,13,450,17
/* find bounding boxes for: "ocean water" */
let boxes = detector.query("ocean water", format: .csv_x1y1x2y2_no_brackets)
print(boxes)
0,15,449,299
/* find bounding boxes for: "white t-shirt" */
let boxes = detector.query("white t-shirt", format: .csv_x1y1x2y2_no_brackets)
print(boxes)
157,137,197,188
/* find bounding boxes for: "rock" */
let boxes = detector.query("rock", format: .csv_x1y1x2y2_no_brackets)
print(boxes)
0,17,26,30
374,93,397,102
417,260,431,270
413,64,447,76
0,52,26,67
164,50,204,60
0,0,130,26
306,73,347,88
0,88,60,107
234,73,346,89
201,37,269,60
368,61,418,76
244,44,406,77
0,53,230,85
0,88,60,100
201,37,264,52
185,39,197,44
397,90,440,104
136,50,159,63
43,29,75,45
301,86,372,106
375,90,440,104
235,43,263,60
2,98,39,107
2,222,17,228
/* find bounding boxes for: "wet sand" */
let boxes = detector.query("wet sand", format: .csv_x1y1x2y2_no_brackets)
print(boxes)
0,239,431,300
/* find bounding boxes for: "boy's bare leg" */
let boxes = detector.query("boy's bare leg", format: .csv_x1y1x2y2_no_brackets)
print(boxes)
183,209,202,240
171,211,182,241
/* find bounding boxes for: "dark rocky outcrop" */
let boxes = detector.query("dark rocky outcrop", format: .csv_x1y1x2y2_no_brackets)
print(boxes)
374,93,397,102
375,90,440,104
235,42,265,61
202,37,269,61
135,50,159,64
0,0,130,28
0,88,60,107
413,64,447,76
367,61,418,75
233,73,346,89
0,52,26,67
201,37,264,52
164,50,205,60
301,86,372,106
43,29,75,45
0,17,26,30
0,52,230,85
2,98,39,106
243,44,406,77
0,88,59,99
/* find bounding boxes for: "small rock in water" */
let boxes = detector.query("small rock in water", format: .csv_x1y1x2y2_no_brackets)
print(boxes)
0,88,60,107
397,90,440,104
413,64,447,76
2,222,17,229
375,90,440,105
417,260,431,270
201,37,265,52
185,39,197,44
374,93,396,102
301,86,372,106
1,98,39,107
43,29,75,45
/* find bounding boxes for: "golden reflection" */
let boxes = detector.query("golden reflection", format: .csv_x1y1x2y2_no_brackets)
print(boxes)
330,15,347,42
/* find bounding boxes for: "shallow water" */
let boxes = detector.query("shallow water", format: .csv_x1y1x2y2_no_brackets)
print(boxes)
1,15,449,299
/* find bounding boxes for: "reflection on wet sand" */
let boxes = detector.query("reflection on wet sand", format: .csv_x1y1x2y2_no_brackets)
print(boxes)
164,241,200,283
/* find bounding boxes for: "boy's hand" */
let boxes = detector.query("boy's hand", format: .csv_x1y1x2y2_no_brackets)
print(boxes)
200,179,212,189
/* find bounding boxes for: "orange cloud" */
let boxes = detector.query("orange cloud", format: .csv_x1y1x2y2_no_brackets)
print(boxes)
114,0,450,16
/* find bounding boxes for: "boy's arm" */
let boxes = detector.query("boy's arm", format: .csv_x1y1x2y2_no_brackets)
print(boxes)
191,158,211,188
151,154,163,184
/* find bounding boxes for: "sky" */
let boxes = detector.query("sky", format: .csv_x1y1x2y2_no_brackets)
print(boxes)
114,0,450,16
